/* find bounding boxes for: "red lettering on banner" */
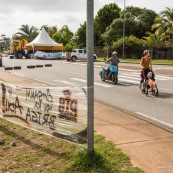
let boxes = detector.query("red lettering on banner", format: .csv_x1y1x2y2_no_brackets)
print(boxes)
58,89,78,122
1,83,23,115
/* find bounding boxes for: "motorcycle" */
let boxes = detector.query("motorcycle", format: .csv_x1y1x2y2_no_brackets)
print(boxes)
99,64,118,84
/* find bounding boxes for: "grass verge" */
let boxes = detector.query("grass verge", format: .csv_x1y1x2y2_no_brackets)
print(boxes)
0,118,144,173
97,57,173,64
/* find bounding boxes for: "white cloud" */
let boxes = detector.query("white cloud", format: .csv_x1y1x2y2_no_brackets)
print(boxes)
0,0,172,37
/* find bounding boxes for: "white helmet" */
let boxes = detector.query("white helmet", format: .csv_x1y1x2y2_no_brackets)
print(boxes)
112,51,118,55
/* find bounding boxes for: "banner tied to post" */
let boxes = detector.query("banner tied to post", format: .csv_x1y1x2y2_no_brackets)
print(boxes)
0,82,87,144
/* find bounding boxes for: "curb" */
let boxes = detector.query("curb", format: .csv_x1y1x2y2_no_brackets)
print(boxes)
4,67,13,70
14,66,22,70
36,65,43,68
9,56,14,59
45,64,52,67
27,65,36,69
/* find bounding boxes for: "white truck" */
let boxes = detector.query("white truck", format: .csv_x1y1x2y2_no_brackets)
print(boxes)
66,49,97,62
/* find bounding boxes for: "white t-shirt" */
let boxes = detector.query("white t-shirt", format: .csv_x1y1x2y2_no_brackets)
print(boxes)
25,49,28,54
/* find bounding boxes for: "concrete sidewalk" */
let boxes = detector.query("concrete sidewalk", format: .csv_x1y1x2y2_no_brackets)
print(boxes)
95,102,173,173
1,69,173,173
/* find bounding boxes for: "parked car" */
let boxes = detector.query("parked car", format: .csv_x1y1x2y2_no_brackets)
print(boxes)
66,49,97,62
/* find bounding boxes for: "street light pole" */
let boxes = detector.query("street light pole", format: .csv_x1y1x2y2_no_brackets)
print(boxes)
122,0,126,60
87,0,94,153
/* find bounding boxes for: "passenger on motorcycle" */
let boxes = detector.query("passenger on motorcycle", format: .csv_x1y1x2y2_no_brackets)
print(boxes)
140,50,152,88
105,51,119,78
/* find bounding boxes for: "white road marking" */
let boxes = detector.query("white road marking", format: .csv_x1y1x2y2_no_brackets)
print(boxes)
120,72,171,80
119,73,140,77
155,78,168,81
136,112,173,129
53,80,80,86
118,78,139,84
159,87,173,92
120,68,140,72
70,78,113,88
156,75,173,80
119,74,140,80
155,67,173,70
97,71,171,83
96,75,139,84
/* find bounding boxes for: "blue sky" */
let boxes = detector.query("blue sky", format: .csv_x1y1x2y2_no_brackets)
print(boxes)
0,0,172,37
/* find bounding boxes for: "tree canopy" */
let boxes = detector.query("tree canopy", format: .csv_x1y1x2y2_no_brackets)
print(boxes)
102,6,157,47
152,7,173,41
53,25,73,47
15,24,38,42
94,3,121,45
2,4,172,54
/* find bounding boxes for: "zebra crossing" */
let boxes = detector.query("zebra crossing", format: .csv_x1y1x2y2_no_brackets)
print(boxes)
53,71,173,88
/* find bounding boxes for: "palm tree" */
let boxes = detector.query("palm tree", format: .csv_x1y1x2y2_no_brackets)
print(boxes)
143,32,165,48
152,7,173,40
16,24,38,42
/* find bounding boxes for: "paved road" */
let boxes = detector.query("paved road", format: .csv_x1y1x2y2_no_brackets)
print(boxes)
2,57,173,131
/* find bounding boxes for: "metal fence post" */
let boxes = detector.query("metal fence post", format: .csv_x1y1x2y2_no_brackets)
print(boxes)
87,0,94,152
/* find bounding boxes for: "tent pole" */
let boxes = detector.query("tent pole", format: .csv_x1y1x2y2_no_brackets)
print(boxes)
32,46,34,58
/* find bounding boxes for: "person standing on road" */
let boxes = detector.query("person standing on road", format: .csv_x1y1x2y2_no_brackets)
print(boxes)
140,50,152,88
24,48,28,59
14,48,17,58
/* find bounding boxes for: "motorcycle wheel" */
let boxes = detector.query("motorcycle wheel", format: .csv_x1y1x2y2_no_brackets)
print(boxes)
112,75,118,85
101,76,105,81
100,72,105,81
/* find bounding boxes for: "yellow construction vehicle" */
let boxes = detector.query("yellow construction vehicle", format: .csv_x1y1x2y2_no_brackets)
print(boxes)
10,39,30,59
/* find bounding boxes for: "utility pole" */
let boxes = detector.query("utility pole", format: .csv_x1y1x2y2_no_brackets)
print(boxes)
122,0,126,60
87,0,94,153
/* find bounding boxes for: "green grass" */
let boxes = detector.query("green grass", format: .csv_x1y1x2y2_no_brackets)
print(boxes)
0,79,5,82
65,135,143,173
97,57,107,62
0,117,144,173
120,59,173,64
97,57,173,64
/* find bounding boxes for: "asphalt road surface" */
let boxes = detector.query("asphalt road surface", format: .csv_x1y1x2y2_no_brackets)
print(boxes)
2,56,173,131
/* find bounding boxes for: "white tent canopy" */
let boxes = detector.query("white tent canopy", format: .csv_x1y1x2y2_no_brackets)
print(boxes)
26,28,62,47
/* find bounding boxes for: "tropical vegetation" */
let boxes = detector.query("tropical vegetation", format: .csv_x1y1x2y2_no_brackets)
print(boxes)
0,4,173,58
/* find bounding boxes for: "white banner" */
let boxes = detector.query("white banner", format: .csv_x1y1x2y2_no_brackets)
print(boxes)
34,51,62,59
0,82,87,144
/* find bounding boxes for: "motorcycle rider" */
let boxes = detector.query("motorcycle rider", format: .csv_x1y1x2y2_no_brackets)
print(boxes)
105,51,119,78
